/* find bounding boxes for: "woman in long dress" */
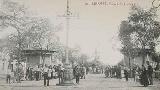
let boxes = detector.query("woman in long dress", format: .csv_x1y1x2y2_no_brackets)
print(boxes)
140,65,149,87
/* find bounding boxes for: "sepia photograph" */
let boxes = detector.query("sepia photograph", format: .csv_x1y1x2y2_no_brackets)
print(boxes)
0,0,160,90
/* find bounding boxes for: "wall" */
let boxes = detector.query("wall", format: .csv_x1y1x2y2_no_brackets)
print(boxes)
26,55,40,67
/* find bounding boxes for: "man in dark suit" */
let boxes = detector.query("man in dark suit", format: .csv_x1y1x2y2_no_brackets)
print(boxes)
74,65,81,84
146,61,153,85
124,68,129,81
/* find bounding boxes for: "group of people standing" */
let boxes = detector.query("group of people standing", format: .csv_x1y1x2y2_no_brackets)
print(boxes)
124,61,154,87
6,62,23,84
6,63,89,86
73,65,87,84
26,64,63,86
104,61,154,87
25,65,58,81
5,63,62,86
139,61,153,87
104,65,122,79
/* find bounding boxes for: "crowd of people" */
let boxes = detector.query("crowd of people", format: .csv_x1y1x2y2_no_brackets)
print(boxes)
5,60,156,87
104,65,122,79
25,64,60,81
123,61,154,87
5,63,89,86
6,63,61,85
104,61,154,87
91,66,104,74
73,65,87,84
6,62,24,83
139,61,154,87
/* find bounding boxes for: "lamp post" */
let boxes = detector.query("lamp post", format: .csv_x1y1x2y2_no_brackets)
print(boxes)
65,0,70,65
57,0,75,86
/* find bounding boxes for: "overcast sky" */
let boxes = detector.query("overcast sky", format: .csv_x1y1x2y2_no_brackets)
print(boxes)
0,0,160,65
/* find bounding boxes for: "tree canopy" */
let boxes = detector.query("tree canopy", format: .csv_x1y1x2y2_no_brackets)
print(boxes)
119,5,160,65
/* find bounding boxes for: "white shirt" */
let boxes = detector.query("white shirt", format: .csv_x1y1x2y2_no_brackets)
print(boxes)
43,67,48,72
48,69,52,77
6,69,12,75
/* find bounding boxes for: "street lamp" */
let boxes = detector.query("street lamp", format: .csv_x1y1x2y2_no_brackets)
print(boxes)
57,0,75,86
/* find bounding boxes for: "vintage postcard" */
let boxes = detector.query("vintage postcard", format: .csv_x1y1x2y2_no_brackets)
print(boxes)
0,0,160,90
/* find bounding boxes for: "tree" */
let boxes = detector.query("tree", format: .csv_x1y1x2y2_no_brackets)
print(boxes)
119,21,137,70
0,0,91,67
0,0,29,61
119,21,137,57
128,6,160,65
0,0,56,63
119,5,160,65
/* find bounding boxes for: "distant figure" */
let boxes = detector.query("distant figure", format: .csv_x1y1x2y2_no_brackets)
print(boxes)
57,64,63,84
124,68,129,81
50,66,53,79
35,65,40,81
80,66,86,79
43,65,49,86
101,67,104,74
117,66,122,79
75,65,81,84
52,66,56,79
104,66,109,78
154,63,159,79
132,68,136,81
12,67,16,83
40,65,44,80
73,66,76,79
15,63,23,83
134,67,140,82
47,66,52,86
86,67,89,75
146,61,153,85
28,68,33,80
6,66,12,84
111,66,115,78
140,65,149,87
26,67,30,80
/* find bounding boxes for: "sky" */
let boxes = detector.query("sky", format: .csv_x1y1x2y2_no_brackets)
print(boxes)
0,0,160,65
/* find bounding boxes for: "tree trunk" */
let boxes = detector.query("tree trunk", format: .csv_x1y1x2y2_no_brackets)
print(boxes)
156,62,159,70
142,45,146,66
142,53,145,66
129,56,132,78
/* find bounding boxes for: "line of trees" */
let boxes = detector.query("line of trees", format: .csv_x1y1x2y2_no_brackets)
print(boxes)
119,5,160,67
0,0,90,66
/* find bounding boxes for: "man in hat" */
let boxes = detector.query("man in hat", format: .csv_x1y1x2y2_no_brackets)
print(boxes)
43,64,49,86
76,65,81,84
124,67,129,81
57,64,63,84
